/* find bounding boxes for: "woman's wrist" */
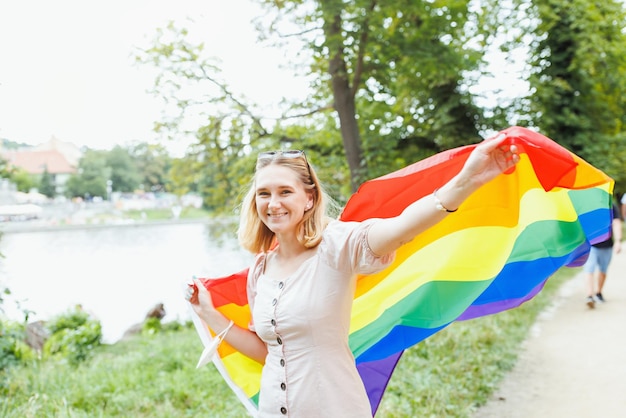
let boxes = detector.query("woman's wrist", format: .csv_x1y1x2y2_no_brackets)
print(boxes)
436,175,476,212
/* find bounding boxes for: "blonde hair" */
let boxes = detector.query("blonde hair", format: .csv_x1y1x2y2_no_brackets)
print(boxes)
237,153,335,254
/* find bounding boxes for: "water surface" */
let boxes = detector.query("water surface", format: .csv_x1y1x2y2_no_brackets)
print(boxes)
0,221,253,343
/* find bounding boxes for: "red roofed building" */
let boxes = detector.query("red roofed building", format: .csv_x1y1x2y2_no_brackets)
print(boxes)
3,149,75,175
1,136,81,196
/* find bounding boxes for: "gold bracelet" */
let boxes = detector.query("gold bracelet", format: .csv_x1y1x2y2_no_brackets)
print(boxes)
433,189,458,213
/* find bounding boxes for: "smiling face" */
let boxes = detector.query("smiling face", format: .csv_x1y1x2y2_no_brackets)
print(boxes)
255,164,313,236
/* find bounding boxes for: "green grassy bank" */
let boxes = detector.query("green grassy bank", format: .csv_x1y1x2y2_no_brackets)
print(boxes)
1,268,578,418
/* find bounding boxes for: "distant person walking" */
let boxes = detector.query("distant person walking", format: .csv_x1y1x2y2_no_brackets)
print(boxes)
583,201,622,308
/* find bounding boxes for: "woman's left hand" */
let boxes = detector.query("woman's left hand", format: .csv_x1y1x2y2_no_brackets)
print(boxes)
460,133,520,187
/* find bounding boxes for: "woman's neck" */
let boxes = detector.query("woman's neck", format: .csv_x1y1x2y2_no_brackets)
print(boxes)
272,233,307,259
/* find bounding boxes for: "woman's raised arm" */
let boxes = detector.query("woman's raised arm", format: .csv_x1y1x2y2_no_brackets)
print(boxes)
367,135,519,257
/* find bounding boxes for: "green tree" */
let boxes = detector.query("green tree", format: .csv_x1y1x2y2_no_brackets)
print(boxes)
138,2,494,202
0,158,36,193
65,150,111,199
511,0,626,187
258,0,491,188
136,23,275,212
0,156,12,178
129,142,172,193
9,168,36,193
106,146,142,193
38,168,56,198
138,0,626,205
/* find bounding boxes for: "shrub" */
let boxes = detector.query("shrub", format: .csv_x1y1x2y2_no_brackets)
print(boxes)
0,319,35,372
141,317,163,336
43,308,102,366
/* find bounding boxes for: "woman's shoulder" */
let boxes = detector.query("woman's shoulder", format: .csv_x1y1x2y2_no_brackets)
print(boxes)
248,252,268,281
320,218,381,248
323,218,378,234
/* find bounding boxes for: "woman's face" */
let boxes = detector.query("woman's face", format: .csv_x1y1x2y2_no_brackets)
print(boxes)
255,164,313,235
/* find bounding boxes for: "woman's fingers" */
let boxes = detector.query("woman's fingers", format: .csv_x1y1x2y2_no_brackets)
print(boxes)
185,280,201,305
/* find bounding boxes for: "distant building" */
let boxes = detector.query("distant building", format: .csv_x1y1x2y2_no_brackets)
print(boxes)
0,136,82,196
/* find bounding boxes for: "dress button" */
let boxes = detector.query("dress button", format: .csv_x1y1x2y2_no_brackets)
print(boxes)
280,407,287,415
280,359,285,367
271,319,276,326
278,281,284,289
272,298,277,306
280,382,286,390
277,336,282,345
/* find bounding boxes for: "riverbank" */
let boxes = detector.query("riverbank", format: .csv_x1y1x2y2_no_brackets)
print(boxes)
0,216,217,234
0,201,237,234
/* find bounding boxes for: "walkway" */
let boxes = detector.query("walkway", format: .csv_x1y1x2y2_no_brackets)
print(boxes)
473,250,626,417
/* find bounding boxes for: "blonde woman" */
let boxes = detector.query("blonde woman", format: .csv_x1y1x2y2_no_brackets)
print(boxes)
188,138,519,417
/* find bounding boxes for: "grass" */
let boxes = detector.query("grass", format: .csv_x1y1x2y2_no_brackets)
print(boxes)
0,267,579,418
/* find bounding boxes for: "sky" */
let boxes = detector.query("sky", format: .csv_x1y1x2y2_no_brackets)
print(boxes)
0,0,309,155
0,1,527,156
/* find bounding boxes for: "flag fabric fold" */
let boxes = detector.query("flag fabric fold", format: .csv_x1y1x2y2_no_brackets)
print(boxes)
189,126,613,416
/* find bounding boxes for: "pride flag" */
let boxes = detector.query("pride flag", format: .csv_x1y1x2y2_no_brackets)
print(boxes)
189,126,613,416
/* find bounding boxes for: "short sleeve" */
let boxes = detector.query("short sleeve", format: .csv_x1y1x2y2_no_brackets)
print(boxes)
246,253,266,333
319,219,395,275
613,203,623,221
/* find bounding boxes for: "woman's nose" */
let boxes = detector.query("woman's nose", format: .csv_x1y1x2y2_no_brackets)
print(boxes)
268,195,281,208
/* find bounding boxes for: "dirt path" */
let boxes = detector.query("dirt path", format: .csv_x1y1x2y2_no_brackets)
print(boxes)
473,251,626,418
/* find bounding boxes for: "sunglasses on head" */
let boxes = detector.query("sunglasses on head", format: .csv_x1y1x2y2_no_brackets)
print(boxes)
258,150,306,160
257,150,312,180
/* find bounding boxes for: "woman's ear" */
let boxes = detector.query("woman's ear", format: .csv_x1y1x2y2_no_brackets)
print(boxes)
305,196,314,211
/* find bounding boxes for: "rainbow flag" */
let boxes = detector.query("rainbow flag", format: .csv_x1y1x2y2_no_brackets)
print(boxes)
190,126,613,416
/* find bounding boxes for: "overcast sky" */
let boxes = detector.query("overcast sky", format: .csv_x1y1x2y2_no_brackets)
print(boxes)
0,0,309,155
0,1,527,155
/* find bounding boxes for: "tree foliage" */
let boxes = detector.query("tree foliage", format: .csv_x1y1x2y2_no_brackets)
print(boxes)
136,1,499,204
0,157,35,193
134,0,626,206
129,142,171,193
0,156,12,179
134,23,281,212
507,0,626,190
255,0,494,186
106,146,142,193
65,150,111,199
38,169,56,198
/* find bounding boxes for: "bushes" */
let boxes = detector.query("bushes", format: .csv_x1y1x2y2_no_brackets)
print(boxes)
0,320,35,372
43,308,103,366
1,305,104,376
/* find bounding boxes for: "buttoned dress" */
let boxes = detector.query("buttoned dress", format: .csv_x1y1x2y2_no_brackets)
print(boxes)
247,219,395,417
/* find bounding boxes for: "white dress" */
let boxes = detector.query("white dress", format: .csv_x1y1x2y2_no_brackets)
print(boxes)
247,219,394,417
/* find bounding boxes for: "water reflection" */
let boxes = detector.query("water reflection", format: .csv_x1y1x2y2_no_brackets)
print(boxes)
0,220,253,343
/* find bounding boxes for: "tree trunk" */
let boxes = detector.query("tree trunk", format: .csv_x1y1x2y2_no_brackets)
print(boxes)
323,4,367,192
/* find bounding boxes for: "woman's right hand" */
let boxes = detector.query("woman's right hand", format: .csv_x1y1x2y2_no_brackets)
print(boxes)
187,278,217,320
187,279,269,365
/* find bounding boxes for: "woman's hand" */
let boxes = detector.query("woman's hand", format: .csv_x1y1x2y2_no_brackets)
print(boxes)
460,133,520,188
186,278,217,321
185,278,269,364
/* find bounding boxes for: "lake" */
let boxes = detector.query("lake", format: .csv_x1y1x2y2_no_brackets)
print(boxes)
0,220,253,343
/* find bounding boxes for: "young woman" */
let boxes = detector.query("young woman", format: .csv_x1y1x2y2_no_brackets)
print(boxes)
187,136,519,417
